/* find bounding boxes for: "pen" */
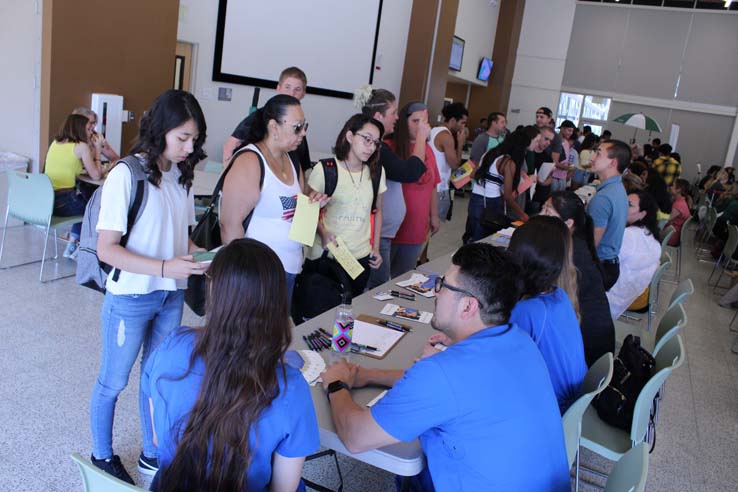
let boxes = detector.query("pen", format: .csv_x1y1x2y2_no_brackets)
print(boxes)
313,331,330,349
303,336,315,351
352,343,378,352
309,333,324,351
390,290,416,300
377,319,411,332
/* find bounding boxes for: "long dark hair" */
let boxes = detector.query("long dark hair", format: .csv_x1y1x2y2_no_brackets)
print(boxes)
630,190,661,241
54,114,89,143
158,239,292,491
476,125,539,189
131,90,207,190
388,101,424,160
243,94,301,147
508,215,572,299
334,113,384,181
548,191,600,263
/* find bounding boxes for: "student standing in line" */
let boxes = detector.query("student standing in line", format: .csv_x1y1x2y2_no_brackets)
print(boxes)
468,112,506,166
320,243,571,491
355,87,428,289
143,239,319,492
386,102,440,278
90,90,209,483
307,114,387,296
508,216,588,414
429,102,468,223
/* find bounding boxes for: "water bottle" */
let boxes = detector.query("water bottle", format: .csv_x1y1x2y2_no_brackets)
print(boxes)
331,294,354,361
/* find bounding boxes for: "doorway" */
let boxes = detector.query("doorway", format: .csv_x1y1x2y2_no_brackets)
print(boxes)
174,41,193,91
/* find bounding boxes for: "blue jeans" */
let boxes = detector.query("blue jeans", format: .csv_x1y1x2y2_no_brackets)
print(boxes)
390,243,425,279
286,272,297,304
465,193,504,243
367,237,392,289
90,289,184,459
53,189,87,238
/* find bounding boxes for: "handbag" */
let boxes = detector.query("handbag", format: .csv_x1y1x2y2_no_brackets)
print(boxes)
291,251,352,323
480,196,511,232
593,335,655,430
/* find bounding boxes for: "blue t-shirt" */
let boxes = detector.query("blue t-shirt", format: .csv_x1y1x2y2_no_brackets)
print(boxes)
588,175,628,260
510,287,588,413
142,328,319,491
371,324,570,492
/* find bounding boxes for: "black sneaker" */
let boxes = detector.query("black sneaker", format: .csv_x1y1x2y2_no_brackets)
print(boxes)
138,452,159,476
90,454,135,484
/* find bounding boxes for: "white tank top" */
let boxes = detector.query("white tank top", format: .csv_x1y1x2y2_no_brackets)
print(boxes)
243,143,304,274
430,126,451,192
471,153,504,198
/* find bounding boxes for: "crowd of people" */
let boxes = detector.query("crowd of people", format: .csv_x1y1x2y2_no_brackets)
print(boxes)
39,63,719,490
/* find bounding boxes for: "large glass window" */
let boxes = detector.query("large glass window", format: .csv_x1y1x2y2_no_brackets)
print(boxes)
557,92,612,135
556,92,584,128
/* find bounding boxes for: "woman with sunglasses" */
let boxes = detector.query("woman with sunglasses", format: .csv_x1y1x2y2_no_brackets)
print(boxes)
143,239,319,491
220,95,328,301
385,101,440,278
306,114,386,296
508,215,587,414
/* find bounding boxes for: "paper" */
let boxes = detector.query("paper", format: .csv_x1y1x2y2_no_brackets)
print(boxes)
327,236,365,280
373,291,394,301
380,303,433,324
496,227,516,237
288,194,320,246
396,273,436,298
451,161,476,189
295,349,326,386
538,162,555,182
353,319,405,357
366,390,388,408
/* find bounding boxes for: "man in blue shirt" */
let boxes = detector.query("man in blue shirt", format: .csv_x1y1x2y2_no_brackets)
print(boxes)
321,244,570,491
588,139,631,290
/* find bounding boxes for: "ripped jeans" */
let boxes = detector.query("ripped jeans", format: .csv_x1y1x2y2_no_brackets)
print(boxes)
90,289,184,460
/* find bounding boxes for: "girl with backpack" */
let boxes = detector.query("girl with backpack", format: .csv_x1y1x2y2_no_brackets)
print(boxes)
89,90,209,484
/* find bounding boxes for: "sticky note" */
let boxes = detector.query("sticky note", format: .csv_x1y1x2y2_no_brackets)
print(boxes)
288,194,320,246
327,236,365,280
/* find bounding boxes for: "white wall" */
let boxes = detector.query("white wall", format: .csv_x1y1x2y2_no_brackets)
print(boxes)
506,0,577,129
0,0,42,170
449,0,500,85
177,0,413,162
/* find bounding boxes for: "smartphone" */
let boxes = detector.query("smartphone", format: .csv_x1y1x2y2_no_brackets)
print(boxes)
192,251,217,263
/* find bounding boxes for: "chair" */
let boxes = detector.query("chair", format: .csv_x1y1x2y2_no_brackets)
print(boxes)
562,353,614,492
603,443,649,492
70,453,147,492
0,172,82,282
660,226,675,255
696,207,718,260
615,303,687,357
667,278,694,311
664,216,693,282
580,335,684,465
620,260,672,332
708,224,738,293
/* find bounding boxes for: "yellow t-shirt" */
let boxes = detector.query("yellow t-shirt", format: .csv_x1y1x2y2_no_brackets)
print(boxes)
307,160,386,260
45,141,83,190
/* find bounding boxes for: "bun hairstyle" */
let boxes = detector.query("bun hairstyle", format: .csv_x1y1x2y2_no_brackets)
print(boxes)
354,84,396,119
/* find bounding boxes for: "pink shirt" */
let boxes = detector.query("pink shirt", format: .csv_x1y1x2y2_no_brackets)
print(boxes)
667,196,690,246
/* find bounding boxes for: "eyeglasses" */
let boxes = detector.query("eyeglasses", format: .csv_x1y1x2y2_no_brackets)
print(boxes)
434,276,484,308
281,120,309,135
355,132,382,148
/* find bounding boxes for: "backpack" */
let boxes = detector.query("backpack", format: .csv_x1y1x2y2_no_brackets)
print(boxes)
76,155,149,293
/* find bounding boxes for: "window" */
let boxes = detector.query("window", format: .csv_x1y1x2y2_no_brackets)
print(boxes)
556,92,612,135
556,92,583,128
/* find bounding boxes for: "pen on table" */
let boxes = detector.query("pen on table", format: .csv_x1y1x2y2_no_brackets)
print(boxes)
390,290,416,301
309,333,324,351
377,319,411,332
302,335,315,351
352,342,378,352
314,331,330,349
319,328,334,340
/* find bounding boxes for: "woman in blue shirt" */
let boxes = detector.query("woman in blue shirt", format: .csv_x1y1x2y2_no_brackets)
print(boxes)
143,239,319,491
508,216,588,414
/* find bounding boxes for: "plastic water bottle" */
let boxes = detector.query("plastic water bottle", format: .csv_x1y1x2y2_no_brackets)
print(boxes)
331,295,354,362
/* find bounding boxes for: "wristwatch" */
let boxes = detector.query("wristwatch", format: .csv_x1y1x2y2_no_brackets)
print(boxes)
326,380,349,400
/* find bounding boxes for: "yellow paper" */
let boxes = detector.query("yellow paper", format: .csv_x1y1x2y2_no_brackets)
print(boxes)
288,194,320,246
327,236,365,280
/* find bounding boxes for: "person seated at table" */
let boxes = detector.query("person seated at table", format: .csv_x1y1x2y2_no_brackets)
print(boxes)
665,178,691,246
385,102,440,278
542,192,615,367
607,191,662,319
307,114,386,296
219,94,328,302
143,239,319,491
43,113,103,259
508,216,587,413
72,107,121,162
320,243,571,492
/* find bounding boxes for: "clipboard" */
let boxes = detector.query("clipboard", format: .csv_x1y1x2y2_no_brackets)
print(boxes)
353,314,408,360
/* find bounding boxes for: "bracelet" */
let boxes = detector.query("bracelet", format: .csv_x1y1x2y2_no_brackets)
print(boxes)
161,260,165,278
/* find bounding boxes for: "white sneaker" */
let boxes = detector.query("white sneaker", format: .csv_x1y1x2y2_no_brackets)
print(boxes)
63,240,79,259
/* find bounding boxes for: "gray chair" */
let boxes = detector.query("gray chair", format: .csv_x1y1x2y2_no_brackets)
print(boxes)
667,278,694,311
604,442,649,492
70,453,147,492
664,216,693,282
615,303,687,358
708,224,738,293
620,260,672,332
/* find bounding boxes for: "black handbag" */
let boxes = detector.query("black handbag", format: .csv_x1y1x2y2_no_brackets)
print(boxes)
480,197,511,233
291,252,352,323
593,335,655,430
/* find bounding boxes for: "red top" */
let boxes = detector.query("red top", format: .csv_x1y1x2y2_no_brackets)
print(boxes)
667,196,690,246
387,140,441,244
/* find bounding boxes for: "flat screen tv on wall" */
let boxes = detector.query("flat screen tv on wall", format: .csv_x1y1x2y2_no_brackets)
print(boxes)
449,36,465,72
477,57,493,82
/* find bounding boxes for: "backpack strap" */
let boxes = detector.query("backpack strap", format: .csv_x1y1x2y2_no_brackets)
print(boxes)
370,167,381,213
111,154,149,282
210,146,266,233
321,158,339,197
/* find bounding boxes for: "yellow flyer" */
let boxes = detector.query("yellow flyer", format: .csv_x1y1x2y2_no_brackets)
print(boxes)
327,236,365,280
288,194,320,246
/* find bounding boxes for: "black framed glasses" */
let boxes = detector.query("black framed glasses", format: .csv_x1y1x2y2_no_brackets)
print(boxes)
434,276,483,307
282,120,309,135
355,132,382,148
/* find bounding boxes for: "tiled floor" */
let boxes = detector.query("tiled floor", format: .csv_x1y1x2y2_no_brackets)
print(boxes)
1,194,737,491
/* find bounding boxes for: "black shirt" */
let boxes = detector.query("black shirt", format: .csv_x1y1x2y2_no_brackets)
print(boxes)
378,143,426,183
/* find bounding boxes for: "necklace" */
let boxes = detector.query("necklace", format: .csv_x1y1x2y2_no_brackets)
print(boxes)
259,143,289,180
342,161,364,189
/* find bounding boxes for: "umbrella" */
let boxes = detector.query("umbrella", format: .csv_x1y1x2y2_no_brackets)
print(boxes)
612,112,663,143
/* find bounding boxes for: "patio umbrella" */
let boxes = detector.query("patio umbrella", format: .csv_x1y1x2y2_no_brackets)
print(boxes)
612,112,663,143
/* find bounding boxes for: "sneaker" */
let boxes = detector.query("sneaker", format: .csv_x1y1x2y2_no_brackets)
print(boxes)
63,240,78,259
90,454,134,484
138,452,159,476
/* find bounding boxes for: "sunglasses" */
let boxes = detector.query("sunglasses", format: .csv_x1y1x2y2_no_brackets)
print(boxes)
434,276,484,308
354,132,382,148
281,120,309,135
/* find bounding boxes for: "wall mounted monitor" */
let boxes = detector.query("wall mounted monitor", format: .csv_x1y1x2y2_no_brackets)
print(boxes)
449,36,465,72
477,57,493,82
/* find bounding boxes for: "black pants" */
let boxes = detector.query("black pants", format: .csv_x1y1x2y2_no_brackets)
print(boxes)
601,260,620,292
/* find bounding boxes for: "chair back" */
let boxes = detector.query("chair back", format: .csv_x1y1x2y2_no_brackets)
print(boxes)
562,353,614,466
604,442,649,492
660,226,675,251
647,260,671,307
631,335,684,443
660,251,672,265
70,453,147,492
653,303,687,356
679,216,693,246
667,279,694,310
5,171,54,226
723,225,738,259
706,207,718,234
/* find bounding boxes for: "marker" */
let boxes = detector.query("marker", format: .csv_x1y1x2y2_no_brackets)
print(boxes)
308,333,323,351
377,319,411,332
390,290,416,301
313,331,330,349
352,343,378,352
302,335,315,351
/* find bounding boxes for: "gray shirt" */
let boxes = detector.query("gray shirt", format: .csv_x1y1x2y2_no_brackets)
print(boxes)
381,180,406,238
